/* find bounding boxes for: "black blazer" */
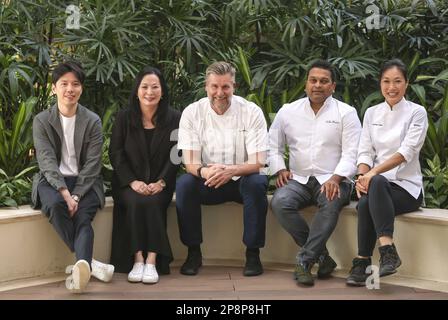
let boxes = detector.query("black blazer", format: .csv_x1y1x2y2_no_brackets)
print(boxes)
109,107,181,193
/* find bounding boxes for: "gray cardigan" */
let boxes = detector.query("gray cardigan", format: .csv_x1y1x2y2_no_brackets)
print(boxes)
31,103,105,209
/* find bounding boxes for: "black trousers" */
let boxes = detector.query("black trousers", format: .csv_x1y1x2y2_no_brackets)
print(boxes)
38,177,100,264
357,175,422,257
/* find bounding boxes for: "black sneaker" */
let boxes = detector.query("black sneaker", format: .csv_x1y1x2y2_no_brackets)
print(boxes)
180,247,202,276
379,243,401,277
346,257,372,287
294,262,314,286
317,254,337,279
243,248,263,276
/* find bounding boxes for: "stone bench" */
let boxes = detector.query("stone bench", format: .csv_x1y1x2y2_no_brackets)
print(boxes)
1,197,447,288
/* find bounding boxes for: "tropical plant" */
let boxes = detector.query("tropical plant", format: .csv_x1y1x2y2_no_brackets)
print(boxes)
1,0,448,208
423,154,448,209
0,97,37,177
0,166,36,207
100,102,119,196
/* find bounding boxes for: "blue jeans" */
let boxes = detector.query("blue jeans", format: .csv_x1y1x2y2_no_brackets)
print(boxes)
271,177,351,264
176,173,268,249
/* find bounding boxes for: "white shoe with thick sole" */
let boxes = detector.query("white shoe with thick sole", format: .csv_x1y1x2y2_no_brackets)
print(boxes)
91,258,115,282
128,262,144,283
142,264,159,284
66,260,91,293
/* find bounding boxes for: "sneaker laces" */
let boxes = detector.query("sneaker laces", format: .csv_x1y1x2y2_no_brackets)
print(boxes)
350,259,370,274
295,262,312,275
130,262,144,274
144,264,157,276
380,247,397,266
93,262,110,273
142,264,159,283
318,254,333,267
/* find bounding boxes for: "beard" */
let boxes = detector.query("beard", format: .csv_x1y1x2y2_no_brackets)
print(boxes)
210,96,231,112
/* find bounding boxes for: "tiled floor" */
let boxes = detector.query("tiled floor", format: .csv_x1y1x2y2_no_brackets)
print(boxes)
1,266,447,300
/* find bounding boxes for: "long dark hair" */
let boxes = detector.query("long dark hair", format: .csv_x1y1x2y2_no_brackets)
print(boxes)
129,66,170,127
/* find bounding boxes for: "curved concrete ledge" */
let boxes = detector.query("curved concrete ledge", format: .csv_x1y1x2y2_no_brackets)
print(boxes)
1,197,447,290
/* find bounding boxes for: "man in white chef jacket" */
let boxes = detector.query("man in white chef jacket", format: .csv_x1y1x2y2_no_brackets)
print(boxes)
269,60,362,286
176,61,268,277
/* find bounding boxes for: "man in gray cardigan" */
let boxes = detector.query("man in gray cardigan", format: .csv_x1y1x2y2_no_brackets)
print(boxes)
32,61,114,293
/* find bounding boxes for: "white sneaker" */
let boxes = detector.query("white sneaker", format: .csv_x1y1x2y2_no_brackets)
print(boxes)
66,259,91,294
65,264,74,274
91,258,115,282
142,264,159,284
128,262,144,283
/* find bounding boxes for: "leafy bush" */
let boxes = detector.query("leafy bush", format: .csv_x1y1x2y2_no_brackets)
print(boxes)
101,102,119,196
423,155,448,209
0,97,37,177
1,0,448,208
0,167,36,207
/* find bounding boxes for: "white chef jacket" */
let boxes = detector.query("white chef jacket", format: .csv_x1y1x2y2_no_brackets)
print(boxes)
178,95,268,180
357,97,428,199
268,96,361,185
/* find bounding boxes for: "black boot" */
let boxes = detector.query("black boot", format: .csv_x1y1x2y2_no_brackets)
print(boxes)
379,243,401,277
346,257,372,287
180,245,202,275
243,248,263,276
317,253,337,279
156,260,171,275
294,261,314,286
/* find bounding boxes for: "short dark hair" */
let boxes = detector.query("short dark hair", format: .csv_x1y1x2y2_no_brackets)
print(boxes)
307,59,336,83
52,60,85,84
129,66,170,127
379,59,408,82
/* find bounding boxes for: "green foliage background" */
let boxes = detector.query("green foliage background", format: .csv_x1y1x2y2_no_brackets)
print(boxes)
0,0,447,208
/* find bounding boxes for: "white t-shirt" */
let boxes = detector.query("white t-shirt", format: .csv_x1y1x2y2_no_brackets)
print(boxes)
268,96,361,185
178,95,268,179
59,113,78,176
357,98,428,199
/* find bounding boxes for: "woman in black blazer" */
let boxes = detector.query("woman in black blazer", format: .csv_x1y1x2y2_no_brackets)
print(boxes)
109,67,181,284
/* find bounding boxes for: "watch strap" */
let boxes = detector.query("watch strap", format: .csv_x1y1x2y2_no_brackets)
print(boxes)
197,165,206,178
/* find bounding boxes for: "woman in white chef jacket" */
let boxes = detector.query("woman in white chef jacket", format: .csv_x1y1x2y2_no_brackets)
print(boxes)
346,59,428,287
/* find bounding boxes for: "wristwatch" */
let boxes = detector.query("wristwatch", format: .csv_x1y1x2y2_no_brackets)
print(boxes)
158,179,166,189
71,194,80,203
197,165,206,179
